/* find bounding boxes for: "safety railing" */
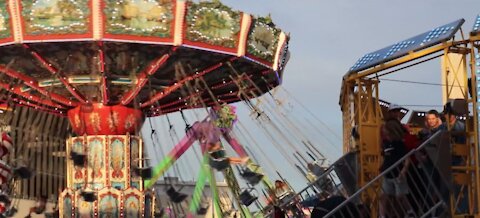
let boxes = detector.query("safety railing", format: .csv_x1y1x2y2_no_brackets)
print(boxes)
323,130,451,218
262,151,358,217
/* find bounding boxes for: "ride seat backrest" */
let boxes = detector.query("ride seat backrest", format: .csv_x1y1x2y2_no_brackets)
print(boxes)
240,169,264,185
209,158,229,171
81,191,97,202
333,151,358,196
134,166,152,179
239,189,257,206
166,186,187,203
0,194,9,204
70,151,86,167
197,202,209,215
14,166,33,179
209,148,229,170
209,149,226,159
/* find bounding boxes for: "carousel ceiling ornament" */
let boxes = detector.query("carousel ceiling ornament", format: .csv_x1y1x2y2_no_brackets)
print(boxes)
0,0,289,117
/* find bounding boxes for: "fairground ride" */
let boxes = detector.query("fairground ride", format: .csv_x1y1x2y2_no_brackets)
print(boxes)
0,0,295,217
339,14,480,218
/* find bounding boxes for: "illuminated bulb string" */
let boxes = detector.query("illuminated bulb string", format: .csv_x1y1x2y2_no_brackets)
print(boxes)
28,0,87,33
0,10,6,32
474,15,480,31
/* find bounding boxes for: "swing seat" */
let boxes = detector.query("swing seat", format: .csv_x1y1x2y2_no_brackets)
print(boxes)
240,168,264,186
209,158,229,171
133,158,152,179
197,202,209,215
166,186,187,203
33,206,45,214
0,161,12,186
0,194,9,205
134,167,152,179
13,166,32,179
4,206,17,217
70,151,86,167
239,189,257,206
209,149,226,159
154,208,164,218
44,212,54,218
208,149,229,171
80,191,96,202
197,206,209,215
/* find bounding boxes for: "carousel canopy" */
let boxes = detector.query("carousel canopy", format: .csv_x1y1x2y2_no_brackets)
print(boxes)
0,0,290,117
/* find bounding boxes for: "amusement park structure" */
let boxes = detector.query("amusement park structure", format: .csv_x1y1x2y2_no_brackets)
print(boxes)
333,14,480,217
0,0,293,217
258,13,480,218
0,0,477,218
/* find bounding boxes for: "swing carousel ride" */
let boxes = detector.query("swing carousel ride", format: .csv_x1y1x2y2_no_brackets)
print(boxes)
0,0,315,217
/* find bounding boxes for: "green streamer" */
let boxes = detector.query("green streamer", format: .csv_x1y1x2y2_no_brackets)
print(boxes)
144,156,174,188
208,168,223,217
188,155,209,213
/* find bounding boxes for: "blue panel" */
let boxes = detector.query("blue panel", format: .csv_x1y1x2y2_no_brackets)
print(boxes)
473,15,480,35
476,51,480,104
475,49,480,128
349,19,465,73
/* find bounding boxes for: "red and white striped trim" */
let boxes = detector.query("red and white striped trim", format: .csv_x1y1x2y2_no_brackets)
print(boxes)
0,133,12,158
0,160,12,185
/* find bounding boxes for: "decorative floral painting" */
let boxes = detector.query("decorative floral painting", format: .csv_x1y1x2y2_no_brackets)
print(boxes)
110,138,125,179
99,194,119,218
124,114,136,130
247,18,280,62
0,0,10,39
62,195,72,218
130,137,140,180
88,138,104,180
124,194,141,218
76,196,94,218
74,114,85,133
186,2,240,48
107,111,120,132
72,139,84,186
21,0,89,35
104,0,174,37
88,112,101,134
130,181,140,189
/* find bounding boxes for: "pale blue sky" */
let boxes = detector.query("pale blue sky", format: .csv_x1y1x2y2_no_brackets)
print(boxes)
220,0,479,135
142,1,480,191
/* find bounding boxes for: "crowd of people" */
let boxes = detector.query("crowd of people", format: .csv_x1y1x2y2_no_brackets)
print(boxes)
378,102,465,218
268,101,467,218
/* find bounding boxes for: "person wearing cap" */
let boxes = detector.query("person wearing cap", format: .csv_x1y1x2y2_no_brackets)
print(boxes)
386,104,404,121
442,103,466,147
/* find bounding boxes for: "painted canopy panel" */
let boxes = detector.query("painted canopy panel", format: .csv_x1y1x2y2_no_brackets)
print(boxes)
0,0,13,45
246,17,281,66
103,0,175,42
183,1,242,54
20,0,92,40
